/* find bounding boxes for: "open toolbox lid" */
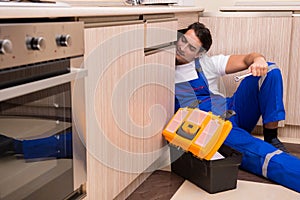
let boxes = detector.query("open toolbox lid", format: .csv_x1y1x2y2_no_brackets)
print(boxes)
163,107,233,160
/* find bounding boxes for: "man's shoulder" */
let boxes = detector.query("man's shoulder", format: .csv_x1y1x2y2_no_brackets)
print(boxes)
209,54,230,59
199,54,229,62
208,54,230,65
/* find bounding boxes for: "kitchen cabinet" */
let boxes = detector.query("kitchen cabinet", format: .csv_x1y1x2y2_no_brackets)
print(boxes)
83,21,144,199
144,17,177,48
175,11,200,30
143,17,177,169
199,16,292,126
82,16,177,199
285,16,300,125
143,45,176,170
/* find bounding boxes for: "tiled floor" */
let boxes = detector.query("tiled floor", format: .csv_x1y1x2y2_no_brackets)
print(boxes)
127,140,300,200
126,170,184,200
171,180,300,200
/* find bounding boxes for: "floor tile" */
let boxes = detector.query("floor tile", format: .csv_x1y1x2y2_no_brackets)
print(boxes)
128,142,300,199
171,180,300,200
126,170,184,200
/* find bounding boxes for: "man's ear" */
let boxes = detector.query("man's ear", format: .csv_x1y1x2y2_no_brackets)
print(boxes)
194,51,202,59
195,47,207,58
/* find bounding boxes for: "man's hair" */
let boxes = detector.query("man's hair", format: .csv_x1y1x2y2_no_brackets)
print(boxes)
187,22,212,52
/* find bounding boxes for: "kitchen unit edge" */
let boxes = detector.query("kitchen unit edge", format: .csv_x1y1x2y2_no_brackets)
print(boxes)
0,6,203,19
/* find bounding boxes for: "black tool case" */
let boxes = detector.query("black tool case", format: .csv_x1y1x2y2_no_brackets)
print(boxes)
170,144,242,194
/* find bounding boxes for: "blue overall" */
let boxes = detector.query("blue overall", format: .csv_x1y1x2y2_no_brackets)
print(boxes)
175,58,300,193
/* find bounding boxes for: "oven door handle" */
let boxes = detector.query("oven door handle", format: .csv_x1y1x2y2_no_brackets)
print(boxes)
0,68,87,101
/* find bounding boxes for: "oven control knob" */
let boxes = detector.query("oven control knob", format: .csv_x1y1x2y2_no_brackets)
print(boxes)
56,34,72,47
27,37,46,51
0,39,13,54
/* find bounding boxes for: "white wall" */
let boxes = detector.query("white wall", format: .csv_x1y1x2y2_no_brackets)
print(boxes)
195,0,300,12
195,0,237,12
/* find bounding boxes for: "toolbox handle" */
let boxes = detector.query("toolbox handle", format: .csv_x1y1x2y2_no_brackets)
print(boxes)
188,100,202,109
220,110,236,120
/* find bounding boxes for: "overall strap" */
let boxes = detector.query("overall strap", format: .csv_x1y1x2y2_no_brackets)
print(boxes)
195,58,209,88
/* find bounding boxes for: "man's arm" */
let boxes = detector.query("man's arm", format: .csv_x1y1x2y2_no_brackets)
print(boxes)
225,53,268,76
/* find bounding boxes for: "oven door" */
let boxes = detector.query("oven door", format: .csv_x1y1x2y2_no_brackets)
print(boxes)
0,63,86,200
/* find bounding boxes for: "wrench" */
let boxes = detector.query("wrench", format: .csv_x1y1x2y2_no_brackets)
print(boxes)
234,73,252,82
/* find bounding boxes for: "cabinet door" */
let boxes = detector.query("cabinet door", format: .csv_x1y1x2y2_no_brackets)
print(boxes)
84,23,145,200
200,17,292,126
175,12,200,30
143,46,176,170
144,18,177,48
286,17,300,125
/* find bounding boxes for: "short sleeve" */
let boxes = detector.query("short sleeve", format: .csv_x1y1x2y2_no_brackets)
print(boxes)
210,54,230,76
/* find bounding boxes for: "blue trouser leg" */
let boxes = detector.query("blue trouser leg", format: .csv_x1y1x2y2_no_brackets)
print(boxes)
224,68,300,192
175,64,299,192
20,132,72,159
224,127,300,193
228,67,285,132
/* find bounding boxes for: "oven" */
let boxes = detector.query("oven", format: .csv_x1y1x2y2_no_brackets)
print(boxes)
0,20,86,200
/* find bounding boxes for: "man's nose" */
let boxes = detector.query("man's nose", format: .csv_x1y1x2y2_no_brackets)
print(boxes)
180,43,189,51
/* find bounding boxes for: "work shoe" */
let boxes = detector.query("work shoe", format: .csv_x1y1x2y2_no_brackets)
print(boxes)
267,138,289,153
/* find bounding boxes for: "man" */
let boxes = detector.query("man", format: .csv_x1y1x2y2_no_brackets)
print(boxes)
175,22,300,192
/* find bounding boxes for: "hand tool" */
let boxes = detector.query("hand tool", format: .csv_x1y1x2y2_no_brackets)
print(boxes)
234,73,252,82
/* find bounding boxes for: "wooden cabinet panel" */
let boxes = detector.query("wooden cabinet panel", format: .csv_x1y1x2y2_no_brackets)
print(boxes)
143,46,176,169
84,23,145,200
200,16,292,97
84,17,177,199
199,17,292,126
175,12,200,30
144,18,177,48
286,17,300,125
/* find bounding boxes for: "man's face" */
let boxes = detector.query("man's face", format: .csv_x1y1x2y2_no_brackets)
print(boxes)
176,29,203,65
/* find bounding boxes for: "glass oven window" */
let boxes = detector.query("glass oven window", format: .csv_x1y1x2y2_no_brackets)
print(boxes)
0,83,74,200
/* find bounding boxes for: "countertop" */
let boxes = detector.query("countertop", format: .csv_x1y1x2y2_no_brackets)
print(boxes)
220,1,300,12
220,6,300,12
0,4,203,19
201,11,293,17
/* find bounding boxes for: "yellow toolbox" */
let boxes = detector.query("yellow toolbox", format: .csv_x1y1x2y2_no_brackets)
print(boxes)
163,106,233,160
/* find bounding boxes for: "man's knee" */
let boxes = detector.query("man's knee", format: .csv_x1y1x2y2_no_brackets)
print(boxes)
259,67,283,89
267,66,282,78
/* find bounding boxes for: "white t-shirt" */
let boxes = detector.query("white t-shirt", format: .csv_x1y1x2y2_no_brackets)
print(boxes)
175,54,230,96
